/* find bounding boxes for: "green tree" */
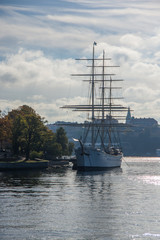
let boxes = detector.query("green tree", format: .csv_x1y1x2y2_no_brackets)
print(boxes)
8,105,48,159
56,127,68,155
3,105,73,160
0,112,11,150
56,127,74,156
42,128,62,159
8,108,24,155
21,114,45,160
68,142,74,156
12,115,23,155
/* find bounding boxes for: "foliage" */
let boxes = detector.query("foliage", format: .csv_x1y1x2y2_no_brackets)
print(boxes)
68,142,74,156
56,127,68,155
56,127,74,156
0,105,74,160
30,151,43,160
0,112,12,150
7,105,46,159
43,129,62,159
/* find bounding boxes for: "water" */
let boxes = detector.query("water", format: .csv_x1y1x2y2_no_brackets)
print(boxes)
0,157,160,240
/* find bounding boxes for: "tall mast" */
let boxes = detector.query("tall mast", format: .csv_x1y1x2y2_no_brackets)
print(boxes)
102,50,105,121
108,76,112,148
101,50,105,146
91,42,96,147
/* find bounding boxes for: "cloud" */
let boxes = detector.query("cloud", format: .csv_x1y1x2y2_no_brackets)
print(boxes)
0,44,160,123
1,1,160,55
124,86,159,103
120,34,144,49
1,0,160,123
0,48,90,122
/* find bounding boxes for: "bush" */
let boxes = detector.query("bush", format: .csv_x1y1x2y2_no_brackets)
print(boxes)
30,151,43,160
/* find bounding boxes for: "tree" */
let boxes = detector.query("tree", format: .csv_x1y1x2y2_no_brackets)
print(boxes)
12,115,23,155
0,112,11,150
21,114,45,160
8,108,25,155
56,127,68,155
1,105,74,160
68,142,74,156
8,105,48,159
56,127,74,156
41,128,62,159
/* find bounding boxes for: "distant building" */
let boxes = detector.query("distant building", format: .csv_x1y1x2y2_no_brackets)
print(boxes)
126,107,132,124
95,115,118,124
126,107,158,128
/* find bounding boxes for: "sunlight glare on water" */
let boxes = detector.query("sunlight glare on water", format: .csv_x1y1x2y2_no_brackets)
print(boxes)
137,175,160,185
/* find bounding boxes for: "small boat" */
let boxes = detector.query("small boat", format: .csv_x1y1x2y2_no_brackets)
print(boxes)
62,42,128,170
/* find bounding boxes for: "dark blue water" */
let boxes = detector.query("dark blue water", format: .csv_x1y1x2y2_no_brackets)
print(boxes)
0,157,160,240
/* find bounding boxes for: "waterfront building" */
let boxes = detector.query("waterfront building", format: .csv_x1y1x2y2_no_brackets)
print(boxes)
126,107,158,128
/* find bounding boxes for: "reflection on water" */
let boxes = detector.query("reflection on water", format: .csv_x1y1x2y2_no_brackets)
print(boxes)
136,175,160,185
0,158,160,239
76,168,122,201
0,170,43,188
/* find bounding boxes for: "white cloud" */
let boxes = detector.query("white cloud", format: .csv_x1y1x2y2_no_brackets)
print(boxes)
124,86,159,103
0,44,160,123
0,1,160,123
27,95,45,101
0,49,90,122
1,1,160,54
120,34,144,49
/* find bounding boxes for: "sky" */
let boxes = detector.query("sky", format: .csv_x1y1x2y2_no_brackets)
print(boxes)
0,0,160,123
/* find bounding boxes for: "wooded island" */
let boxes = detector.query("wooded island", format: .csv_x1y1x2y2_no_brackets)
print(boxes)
0,105,74,161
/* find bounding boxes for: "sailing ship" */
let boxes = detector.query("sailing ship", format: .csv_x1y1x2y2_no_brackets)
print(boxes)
62,42,128,170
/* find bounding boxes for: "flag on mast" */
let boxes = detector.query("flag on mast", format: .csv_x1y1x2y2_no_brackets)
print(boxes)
94,41,97,46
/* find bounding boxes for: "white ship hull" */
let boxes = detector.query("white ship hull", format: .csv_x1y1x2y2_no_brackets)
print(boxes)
75,146,122,171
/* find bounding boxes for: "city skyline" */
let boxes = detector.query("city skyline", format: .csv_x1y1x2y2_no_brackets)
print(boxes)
0,0,160,123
